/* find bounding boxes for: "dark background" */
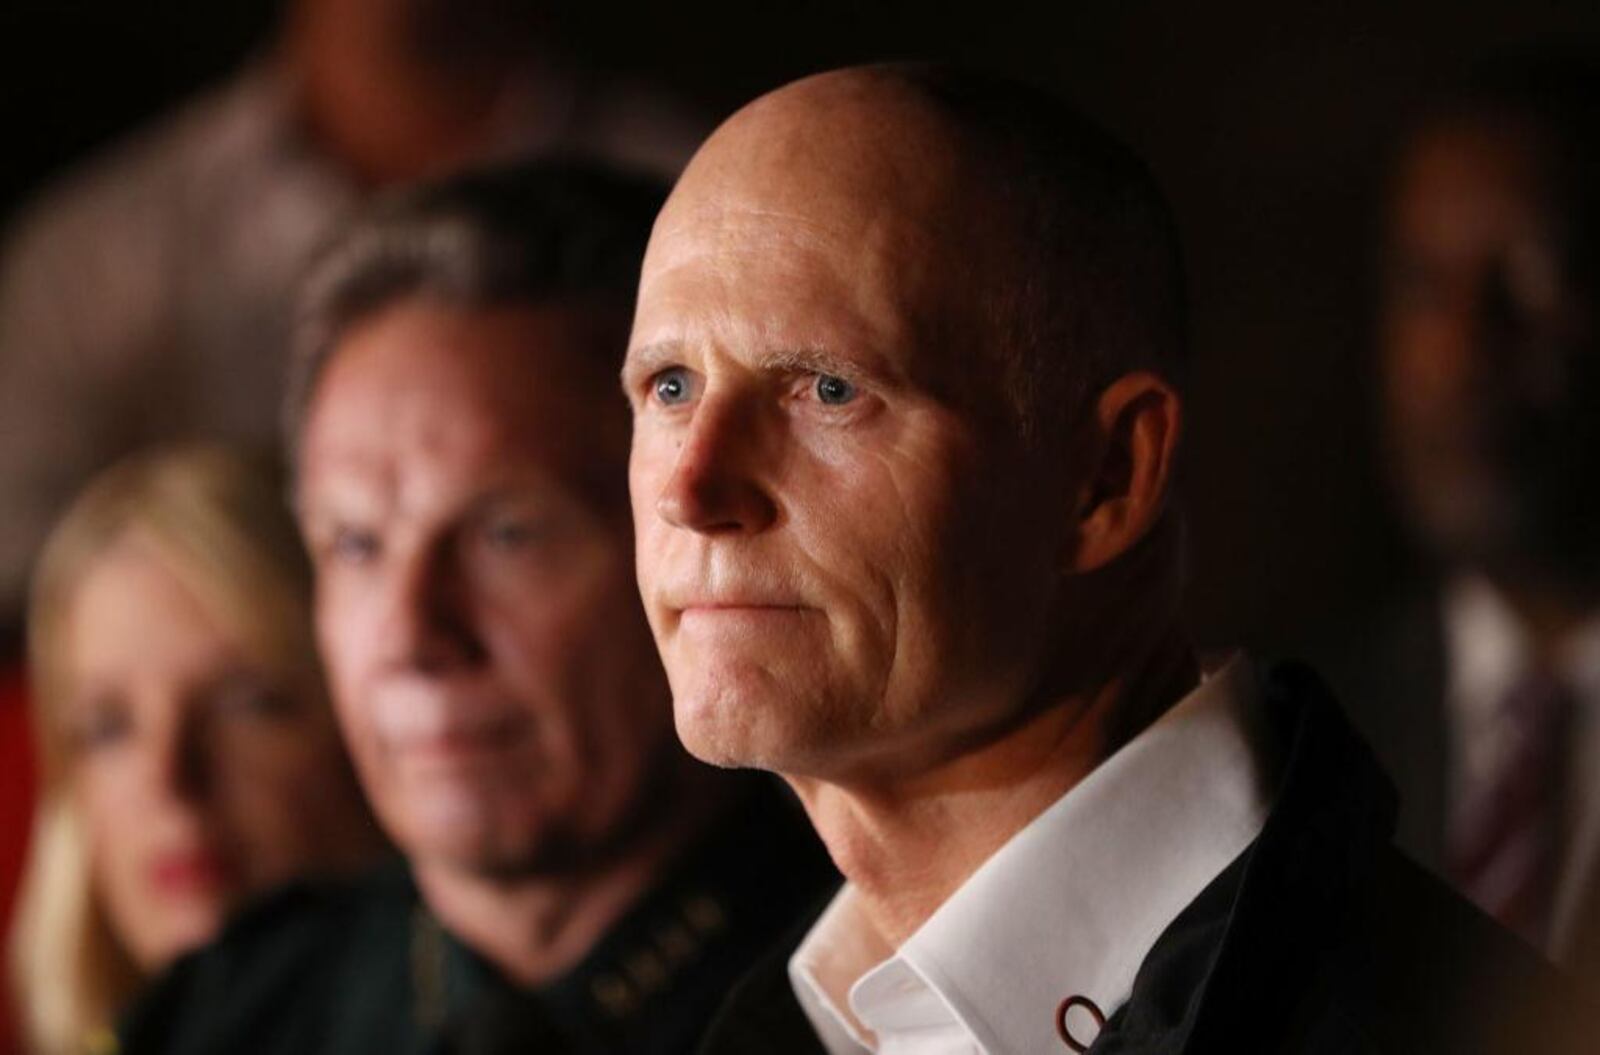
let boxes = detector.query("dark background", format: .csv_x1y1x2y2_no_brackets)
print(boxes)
4,0,1599,657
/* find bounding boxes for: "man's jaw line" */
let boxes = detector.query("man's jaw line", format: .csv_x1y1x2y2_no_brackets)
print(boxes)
773,660,1190,948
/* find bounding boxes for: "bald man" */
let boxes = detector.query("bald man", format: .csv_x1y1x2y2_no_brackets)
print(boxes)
624,65,1586,1053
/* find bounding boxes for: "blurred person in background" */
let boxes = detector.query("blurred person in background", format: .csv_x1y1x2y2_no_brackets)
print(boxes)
1330,52,1600,978
116,160,833,1055
8,443,386,1055
0,0,707,639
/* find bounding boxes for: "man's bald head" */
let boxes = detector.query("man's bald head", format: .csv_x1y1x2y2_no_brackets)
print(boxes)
628,66,1191,779
656,64,1187,446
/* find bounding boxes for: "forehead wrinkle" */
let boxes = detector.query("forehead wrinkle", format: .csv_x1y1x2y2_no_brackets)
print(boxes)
653,194,947,270
306,377,564,521
642,209,931,355
308,449,570,540
643,208,865,309
644,100,1014,406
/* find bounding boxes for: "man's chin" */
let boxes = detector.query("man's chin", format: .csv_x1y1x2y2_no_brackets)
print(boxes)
671,688,767,767
381,787,523,870
404,826,549,879
672,719,756,770
671,700,839,778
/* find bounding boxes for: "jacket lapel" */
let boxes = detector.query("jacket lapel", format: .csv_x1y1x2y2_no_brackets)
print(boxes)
1090,662,1397,1054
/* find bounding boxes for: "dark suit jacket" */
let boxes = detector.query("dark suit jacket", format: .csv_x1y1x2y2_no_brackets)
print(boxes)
698,663,1592,1055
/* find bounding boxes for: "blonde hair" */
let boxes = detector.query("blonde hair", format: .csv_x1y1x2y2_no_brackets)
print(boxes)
10,443,322,1055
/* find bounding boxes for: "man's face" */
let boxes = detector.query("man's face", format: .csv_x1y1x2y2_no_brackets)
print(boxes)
1382,118,1600,572
625,134,1065,783
299,299,675,874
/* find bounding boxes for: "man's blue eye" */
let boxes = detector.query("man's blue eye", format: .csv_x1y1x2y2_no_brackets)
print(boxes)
654,368,692,405
815,374,856,405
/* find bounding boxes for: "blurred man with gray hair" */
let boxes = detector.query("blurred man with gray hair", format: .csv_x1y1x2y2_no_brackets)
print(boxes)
117,159,831,1055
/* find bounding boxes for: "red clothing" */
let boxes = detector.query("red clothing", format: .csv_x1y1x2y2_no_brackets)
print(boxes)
0,664,35,1055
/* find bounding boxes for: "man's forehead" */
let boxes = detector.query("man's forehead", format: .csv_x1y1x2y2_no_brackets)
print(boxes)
642,198,934,300
1394,124,1560,251
304,348,536,471
633,203,943,372
300,310,629,519
300,403,557,515
294,425,627,549
630,69,1038,403
639,162,993,352
643,205,828,294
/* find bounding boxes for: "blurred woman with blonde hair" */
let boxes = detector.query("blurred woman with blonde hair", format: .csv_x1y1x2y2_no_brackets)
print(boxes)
9,443,384,1054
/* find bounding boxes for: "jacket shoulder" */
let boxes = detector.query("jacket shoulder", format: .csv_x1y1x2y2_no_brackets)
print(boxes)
695,887,834,1055
1311,848,1585,1052
117,863,416,1055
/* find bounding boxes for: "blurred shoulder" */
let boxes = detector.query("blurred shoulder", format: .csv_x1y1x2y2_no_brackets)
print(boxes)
0,61,295,368
4,61,288,251
117,859,416,1055
1313,846,1593,1051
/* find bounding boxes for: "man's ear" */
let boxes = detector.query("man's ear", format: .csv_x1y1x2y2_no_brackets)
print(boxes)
1065,371,1183,574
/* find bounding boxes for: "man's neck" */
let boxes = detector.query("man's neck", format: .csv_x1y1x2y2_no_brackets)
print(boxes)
790,625,1198,947
413,761,733,988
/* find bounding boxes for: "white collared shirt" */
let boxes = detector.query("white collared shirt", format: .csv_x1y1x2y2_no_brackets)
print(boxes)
789,655,1277,1054
1443,575,1600,956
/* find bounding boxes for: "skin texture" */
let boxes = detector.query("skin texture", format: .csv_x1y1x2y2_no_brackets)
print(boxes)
298,298,718,982
626,68,1191,941
64,535,372,970
1384,116,1600,629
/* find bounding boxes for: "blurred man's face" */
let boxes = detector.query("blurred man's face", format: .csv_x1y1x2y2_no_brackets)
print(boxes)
1382,118,1600,573
624,96,1065,783
299,299,676,875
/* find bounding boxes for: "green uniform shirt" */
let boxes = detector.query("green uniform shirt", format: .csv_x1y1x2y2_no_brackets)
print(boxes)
117,778,835,1055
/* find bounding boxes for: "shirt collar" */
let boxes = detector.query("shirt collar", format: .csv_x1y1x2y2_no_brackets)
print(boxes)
1443,575,1600,796
1444,573,1600,714
790,654,1276,1053
1440,575,1600,951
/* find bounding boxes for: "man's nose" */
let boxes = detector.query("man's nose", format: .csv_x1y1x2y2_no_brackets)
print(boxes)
379,543,487,674
655,393,778,534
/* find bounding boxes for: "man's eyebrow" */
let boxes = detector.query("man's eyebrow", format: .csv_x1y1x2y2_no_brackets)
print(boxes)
760,345,903,388
295,482,387,524
760,346,854,376
620,339,904,389
620,340,681,389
